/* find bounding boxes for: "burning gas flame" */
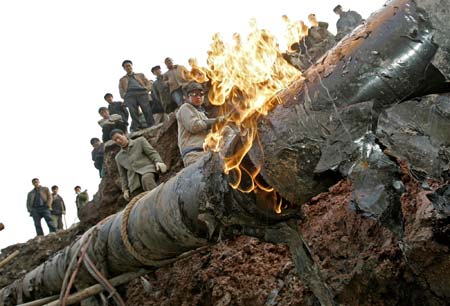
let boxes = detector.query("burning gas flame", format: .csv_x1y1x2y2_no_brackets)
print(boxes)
188,57,209,84
198,18,308,213
282,15,309,52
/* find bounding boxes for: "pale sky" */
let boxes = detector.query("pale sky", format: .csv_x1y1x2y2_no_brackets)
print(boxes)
0,0,385,251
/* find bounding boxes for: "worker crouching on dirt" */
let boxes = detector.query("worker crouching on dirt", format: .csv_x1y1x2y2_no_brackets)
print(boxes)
176,81,223,167
111,129,167,201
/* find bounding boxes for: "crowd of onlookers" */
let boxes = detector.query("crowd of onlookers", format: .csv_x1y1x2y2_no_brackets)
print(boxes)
28,5,363,237
88,56,216,184
26,178,89,235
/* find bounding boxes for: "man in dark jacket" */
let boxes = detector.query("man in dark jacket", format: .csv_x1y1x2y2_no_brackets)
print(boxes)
151,65,175,113
103,93,129,126
26,178,56,236
50,185,66,231
98,107,128,142
334,5,363,40
90,137,105,177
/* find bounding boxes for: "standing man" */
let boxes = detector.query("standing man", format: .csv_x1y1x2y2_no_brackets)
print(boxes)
119,60,154,131
163,57,190,107
50,185,66,231
176,82,222,167
333,5,363,40
111,129,167,201
151,65,175,113
90,137,105,178
74,186,89,217
103,93,129,126
26,178,56,236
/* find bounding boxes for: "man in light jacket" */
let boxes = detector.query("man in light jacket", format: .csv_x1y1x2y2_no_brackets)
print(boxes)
176,82,222,167
163,57,190,107
111,129,167,201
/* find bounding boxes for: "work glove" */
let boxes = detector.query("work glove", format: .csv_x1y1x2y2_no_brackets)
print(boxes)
215,115,226,124
155,162,168,174
203,118,215,128
204,116,225,128
123,189,130,201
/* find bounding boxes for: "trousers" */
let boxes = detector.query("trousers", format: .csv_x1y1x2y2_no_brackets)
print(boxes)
125,93,155,130
31,206,56,236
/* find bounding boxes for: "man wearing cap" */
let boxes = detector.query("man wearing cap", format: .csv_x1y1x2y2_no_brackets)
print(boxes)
26,178,56,236
176,82,221,167
333,5,363,41
151,65,175,113
119,60,154,131
111,129,167,201
163,57,190,107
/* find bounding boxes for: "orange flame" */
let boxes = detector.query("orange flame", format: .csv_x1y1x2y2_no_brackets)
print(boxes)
282,15,309,52
202,18,306,213
188,57,209,83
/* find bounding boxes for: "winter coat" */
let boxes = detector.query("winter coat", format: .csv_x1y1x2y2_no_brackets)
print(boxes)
51,194,66,215
108,101,129,123
336,10,363,36
152,75,172,113
115,137,163,193
26,186,53,212
76,191,89,210
176,103,209,157
119,73,152,99
99,114,128,142
91,143,105,170
163,65,190,93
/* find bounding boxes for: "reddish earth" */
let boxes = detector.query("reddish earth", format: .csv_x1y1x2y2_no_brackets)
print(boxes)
1,118,448,306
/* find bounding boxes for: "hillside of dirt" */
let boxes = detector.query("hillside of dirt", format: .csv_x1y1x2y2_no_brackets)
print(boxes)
1,1,450,302
1,114,448,305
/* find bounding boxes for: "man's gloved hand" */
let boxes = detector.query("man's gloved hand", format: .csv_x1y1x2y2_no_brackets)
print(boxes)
155,162,168,173
203,118,215,128
124,189,130,201
215,116,226,125
204,116,226,128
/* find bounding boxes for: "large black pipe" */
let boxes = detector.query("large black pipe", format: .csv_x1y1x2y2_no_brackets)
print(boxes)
2,0,450,304
0,154,299,305
249,0,450,204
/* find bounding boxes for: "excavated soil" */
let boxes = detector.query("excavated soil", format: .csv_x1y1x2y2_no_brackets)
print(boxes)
1,116,448,306
124,177,449,306
0,226,82,289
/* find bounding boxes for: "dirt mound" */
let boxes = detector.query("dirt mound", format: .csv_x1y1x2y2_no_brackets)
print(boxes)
1,113,448,306
124,177,449,306
0,226,82,289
